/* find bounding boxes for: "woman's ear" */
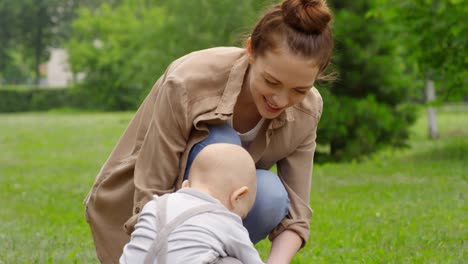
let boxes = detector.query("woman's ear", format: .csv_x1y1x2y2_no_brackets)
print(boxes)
182,179,190,188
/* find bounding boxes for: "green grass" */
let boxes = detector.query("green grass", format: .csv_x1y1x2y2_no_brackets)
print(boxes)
0,105,466,263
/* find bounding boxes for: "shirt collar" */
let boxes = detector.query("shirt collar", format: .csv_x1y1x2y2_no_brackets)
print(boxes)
269,108,295,130
215,50,249,115
177,188,224,206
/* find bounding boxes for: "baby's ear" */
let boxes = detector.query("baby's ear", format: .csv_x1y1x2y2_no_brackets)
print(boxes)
230,186,249,204
182,179,190,188
229,186,250,218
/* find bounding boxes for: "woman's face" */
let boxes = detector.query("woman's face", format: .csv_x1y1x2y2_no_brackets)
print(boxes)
246,41,320,119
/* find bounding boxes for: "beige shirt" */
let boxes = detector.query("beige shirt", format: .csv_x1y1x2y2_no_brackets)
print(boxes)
85,47,323,263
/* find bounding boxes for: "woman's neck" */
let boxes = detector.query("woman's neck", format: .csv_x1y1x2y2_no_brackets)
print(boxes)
233,67,262,133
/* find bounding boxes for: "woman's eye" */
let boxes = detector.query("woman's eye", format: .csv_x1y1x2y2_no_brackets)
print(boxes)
264,78,279,86
294,88,307,94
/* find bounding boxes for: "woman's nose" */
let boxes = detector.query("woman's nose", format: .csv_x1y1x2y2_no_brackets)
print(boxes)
272,92,289,108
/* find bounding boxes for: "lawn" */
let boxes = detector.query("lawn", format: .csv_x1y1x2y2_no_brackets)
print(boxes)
0,105,466,263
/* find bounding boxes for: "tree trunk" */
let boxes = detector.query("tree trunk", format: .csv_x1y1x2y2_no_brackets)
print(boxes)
34,34,42,86
425,78,439,139
34,2,45,86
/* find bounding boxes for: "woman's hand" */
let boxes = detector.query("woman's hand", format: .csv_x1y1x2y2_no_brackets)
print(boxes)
266,230,302,264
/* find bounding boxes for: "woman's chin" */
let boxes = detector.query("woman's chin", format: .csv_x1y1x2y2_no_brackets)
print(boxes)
259,109,284,119
261,106,284,119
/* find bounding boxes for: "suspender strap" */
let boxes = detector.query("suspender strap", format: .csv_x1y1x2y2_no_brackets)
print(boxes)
144,194,224,264
145,194,168,264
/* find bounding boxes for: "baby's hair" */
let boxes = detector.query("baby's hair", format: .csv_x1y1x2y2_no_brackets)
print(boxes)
189,143,256,192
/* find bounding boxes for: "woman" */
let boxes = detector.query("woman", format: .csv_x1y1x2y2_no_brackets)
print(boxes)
85,0,334,263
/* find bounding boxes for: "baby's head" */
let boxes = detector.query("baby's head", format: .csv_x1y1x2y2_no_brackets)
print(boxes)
183,143,257,219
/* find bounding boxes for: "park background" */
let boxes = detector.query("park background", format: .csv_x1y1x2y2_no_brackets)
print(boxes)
0,0,466,263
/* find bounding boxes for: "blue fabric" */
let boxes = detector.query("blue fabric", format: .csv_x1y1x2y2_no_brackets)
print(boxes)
183,124,241,180
184,124,290,244
243,169,290,244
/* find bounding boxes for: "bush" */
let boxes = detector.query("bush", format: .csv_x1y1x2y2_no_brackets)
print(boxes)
0,85,92,112
312,0,420,161
0,87,32,112
317,90,418,162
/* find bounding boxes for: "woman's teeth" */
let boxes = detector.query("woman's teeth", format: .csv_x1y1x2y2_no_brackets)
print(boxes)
267,100,279,109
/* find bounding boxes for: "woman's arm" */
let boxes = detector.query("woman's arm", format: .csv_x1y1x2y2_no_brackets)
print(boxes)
269,91,323,247
128,76,191,232
270,125,317,245
267,230,302,264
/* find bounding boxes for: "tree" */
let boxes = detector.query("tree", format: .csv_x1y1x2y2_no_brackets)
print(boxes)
67,0,271,110
0,0,115,85
0,0,76,85
0,1,21,81
376,0,467,97
370,0,468,138
314,0,419,161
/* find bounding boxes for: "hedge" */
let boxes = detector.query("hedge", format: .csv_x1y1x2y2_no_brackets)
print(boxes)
0,85,90,112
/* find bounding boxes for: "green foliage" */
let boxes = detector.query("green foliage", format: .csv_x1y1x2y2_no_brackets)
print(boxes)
0,89,31,113
0,0,75,84
317,91,418,161
67,2,166,110
67,0,270,110
0,0,115,84
0,86,90,112
0,1,25,74
370,0,468,101
316,0,419,161
0,50,35,84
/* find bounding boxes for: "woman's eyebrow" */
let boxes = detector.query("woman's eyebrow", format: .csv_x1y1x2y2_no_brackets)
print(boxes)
297,84,314,89
263,71,282,83
264,71,314,89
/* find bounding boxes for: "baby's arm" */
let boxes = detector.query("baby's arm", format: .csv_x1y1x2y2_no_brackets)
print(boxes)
220,217,264,264
120,198,159,264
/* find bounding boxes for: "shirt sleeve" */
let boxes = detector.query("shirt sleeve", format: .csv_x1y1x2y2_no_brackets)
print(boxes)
220,216,264,264
126,73,191,232
120,199,159,264
270,101,322,247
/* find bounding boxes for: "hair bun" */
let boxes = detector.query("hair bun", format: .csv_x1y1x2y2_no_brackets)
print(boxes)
281,0,331,34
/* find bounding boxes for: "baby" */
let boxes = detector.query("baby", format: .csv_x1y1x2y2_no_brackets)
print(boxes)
120,143,264,264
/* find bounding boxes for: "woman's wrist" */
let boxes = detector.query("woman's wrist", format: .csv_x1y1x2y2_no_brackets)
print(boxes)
266,230,302,264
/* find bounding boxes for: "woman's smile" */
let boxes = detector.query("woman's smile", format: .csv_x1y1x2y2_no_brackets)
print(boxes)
263,96,283,113
245,44,320,119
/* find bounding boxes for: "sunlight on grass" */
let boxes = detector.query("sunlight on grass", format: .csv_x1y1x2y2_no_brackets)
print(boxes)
0,105,466,263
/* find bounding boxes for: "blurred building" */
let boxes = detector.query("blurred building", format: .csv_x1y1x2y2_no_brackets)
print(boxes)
42,48,83,87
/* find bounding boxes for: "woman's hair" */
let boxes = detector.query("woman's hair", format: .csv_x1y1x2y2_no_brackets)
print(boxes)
250,0,334,80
